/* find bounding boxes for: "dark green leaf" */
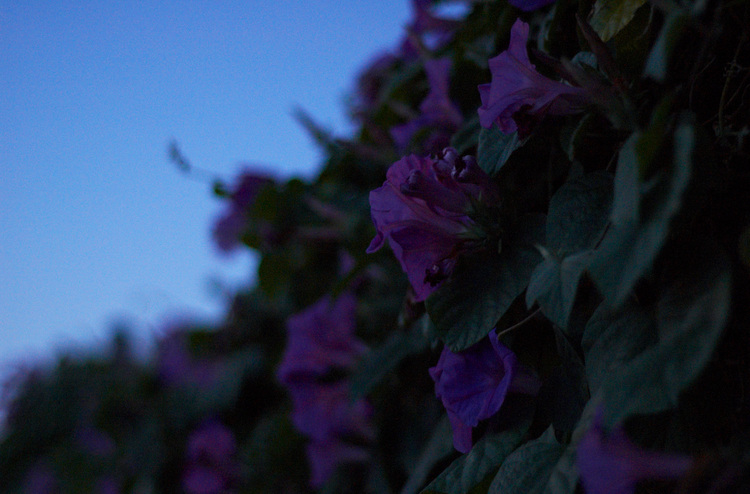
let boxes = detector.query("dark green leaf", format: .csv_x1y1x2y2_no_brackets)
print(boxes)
582,302,657,396
426,215,545,351
599,240,731,428
488,427,563,494
589,119,694,307
401,418,455,494
422,417,532,494
589,0,648,42
477,125,526,177
546,171,613,257
525,251,594,330
450,114,481,155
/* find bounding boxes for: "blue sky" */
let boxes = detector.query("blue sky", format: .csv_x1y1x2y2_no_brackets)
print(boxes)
0,1,411,370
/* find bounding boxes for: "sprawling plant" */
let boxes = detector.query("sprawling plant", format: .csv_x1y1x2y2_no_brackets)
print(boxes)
2,0,749,492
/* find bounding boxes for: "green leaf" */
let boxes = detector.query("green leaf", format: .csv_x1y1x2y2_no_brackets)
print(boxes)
349,315,431,399
488,427,564,494
426,215,545,351
644,11,690,81
401,418,455,494
598,240,731,428
477,125,526,177
525,251,594,330
582,302,657,396
422,417,532,494
589,118,694,307
450,114,481,155
546,171,613,257
589,0,648,42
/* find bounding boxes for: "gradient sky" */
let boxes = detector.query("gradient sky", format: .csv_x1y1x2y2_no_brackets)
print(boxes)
0,1,411,372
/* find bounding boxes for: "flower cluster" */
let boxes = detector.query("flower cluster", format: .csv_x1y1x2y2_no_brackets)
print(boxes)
276,294,373,487
367,147,499,301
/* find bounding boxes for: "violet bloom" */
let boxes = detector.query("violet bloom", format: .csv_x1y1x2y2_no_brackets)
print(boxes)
22,462,57,494
367,148,497,301
577,412,693,494
391,58,463,152
508,0,557,11
182,420,238,494
478,19,591,136
277,294,374,487
429,331,540,453
399,0,462,58
277,293,367,383
212,169,273,254
284,381,374,442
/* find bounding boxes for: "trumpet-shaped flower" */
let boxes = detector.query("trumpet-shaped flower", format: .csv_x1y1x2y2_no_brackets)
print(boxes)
367,148,497,301
429,332,540,453
212,170,273,254
478,19,590,136
391,58,463,152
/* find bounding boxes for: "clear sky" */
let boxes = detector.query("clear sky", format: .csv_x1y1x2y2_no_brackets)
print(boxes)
0,1,411,371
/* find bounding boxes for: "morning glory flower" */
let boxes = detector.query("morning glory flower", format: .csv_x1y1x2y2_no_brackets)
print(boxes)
577,411,693,494
429,331,540,453
478,19,591,136
182,420,238,494
276,293,367,383
391,58,463,153
367,148,498,301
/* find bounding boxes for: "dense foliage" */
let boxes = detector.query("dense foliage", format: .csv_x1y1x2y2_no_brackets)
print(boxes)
2,0,750,492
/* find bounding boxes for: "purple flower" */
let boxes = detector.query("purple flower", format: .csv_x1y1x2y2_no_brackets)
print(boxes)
367,148,497,301
391,58,463,152
577,411,693,494
285,381,374,442
182,420,238,494
212,169,273,254
478,19,591,136
399,0,463,58
508,0,557,11
429,332,540,453
277,294,367,383
277,294,374,487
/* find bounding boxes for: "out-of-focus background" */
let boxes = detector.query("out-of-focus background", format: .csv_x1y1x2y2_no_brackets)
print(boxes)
0,1,409,372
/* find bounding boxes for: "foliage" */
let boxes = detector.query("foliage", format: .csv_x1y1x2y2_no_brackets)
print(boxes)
2,0,750,492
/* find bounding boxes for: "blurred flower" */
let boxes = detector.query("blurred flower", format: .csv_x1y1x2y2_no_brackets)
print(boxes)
508,0,557,11
75,425,116,457
212,170,273,254
477,19,591,136
391,58,463,153
577,410,693,494
22,461,57,494
182,420,238,494
429,331,540,453
277,295,373,488
277,293,367,382
400,0,463,57
367,148,498,301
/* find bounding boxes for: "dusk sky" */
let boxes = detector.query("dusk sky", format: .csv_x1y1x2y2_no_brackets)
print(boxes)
0,2,411,372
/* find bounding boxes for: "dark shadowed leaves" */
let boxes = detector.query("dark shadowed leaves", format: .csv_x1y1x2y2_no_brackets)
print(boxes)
488,427,563,494
426,215,545,352
477,125,526,177
422,417,532,494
